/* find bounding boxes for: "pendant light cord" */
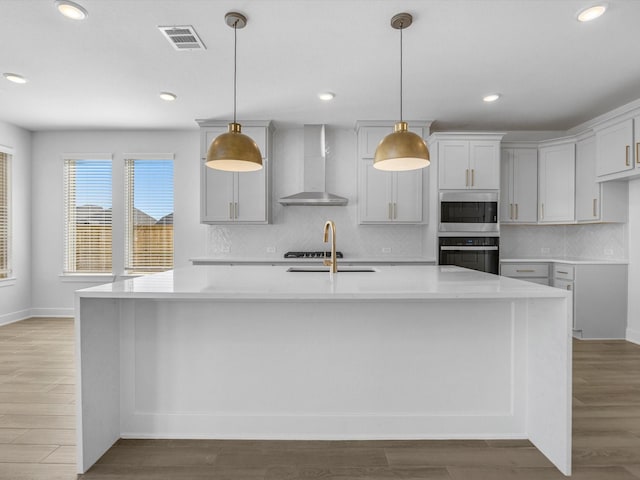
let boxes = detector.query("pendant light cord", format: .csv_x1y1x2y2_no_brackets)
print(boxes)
399,21,403,123
233,20,238,124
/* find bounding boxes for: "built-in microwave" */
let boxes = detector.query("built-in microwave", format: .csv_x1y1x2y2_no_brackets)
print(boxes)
439,191,499,232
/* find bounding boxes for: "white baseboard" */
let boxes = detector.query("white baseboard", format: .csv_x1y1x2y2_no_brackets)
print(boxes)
0,309,32,326
0,308,74,326
627,327,640,345
29,308,74,318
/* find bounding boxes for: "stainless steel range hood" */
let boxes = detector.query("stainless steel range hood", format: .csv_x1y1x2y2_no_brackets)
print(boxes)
279,125,348,206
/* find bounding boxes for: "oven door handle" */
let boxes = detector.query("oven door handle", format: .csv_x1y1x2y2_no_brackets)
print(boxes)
440,246,499,251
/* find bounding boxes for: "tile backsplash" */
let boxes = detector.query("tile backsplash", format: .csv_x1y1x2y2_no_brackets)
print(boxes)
500,223,628,260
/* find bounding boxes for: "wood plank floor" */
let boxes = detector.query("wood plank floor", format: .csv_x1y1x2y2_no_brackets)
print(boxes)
0,318,639,479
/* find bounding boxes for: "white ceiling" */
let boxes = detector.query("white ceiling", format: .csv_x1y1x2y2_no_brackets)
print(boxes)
1,0,639,132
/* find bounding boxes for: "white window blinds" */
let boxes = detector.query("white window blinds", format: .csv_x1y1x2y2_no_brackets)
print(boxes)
0,152,10,279
63,158,112,274
124,158,174,273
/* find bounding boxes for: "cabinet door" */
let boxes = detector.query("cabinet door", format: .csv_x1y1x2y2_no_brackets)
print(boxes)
360,159,393,222
201,165,235,222
469,141,499,189
596,118,634,177
359,126,392,158
394,170,423,222
499,149,514,222
576,137,600,222
539,143,575,223
512,149,538,223
438,141,469,189
236,168,267,222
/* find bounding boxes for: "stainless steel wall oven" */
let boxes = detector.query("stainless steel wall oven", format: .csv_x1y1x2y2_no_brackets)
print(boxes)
438,236,500,275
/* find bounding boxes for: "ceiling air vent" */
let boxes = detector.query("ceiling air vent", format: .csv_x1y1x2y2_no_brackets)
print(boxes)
158,25,206,51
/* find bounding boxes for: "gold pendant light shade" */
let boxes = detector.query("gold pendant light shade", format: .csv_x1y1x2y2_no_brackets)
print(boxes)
373,121,430,171
374,13,430,172
206,12,263,172
206,122,262,172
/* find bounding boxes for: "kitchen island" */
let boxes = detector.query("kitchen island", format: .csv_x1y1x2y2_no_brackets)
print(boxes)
75,265,572,475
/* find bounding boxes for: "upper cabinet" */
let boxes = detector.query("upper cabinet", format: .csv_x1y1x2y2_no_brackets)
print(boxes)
197,120,273,224
595,113,640,181
431,133,503,190
576,134,628,223
356,121,430,224
500,146,538,223
538,139,575,223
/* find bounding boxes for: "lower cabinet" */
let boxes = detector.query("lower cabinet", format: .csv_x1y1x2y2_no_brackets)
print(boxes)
502,261,628,339
552,263,627,339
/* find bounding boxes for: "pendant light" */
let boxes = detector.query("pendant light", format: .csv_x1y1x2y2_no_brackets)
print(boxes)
206,12,263,172
374,13,430,172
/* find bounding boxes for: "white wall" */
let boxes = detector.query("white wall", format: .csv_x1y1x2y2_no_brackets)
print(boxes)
31,130,203,315
0,121,32,324
627,178,640,344
205,126,437,260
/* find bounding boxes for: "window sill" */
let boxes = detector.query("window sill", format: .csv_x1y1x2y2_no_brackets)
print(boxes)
59,274,115,283
0,277,17,287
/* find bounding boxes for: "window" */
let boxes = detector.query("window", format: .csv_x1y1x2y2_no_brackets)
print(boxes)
0,151,10,279
124,157,174,273
63,158,112,274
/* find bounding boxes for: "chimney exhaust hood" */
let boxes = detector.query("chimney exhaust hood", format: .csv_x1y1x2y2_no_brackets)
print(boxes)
278,125,348,206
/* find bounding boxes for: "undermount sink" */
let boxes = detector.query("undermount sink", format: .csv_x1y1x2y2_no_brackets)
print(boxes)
286,267,377,273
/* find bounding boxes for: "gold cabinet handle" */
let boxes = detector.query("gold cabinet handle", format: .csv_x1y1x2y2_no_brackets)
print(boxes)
593,198,597,217
515,203,519,220
465,169,469,187
626,145,631,166
471,169,475,187
393,202,397,219
235,202,239,219
636,142,639,164
557,270,569,275
566,284,572,291
510,203,514,220
516,269,535,273
541,203,544,219
229,202,234,220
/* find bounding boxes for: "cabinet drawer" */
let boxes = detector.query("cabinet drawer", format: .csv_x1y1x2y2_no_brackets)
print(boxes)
501,263,549,278
552,278,574,292
553,264,575,280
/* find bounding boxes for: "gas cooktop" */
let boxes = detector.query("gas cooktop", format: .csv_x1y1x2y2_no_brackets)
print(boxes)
284,251,344,259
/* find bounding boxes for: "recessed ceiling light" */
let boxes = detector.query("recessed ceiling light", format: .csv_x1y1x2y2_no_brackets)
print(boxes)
483,93,501,103
318,92,335,101
577,4,607,22
159,92,177,101
55,0,88,20
3,73,27,84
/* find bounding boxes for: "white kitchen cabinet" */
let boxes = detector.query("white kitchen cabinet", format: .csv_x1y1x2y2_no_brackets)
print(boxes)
500,146,538,223
594,113,640,181
356,121,429,224
576,134,628,223
551,263,627,339
538,140,575,223
198,120,272,224
500,262,549,285
433,133,503,190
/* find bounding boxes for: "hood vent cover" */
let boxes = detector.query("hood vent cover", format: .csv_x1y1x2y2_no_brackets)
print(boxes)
158,25,206,51
279,125,348,206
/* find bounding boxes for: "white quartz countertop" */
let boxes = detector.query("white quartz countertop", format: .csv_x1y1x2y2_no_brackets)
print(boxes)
76,265,569,301
501,257,628,265
189,257,436,265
